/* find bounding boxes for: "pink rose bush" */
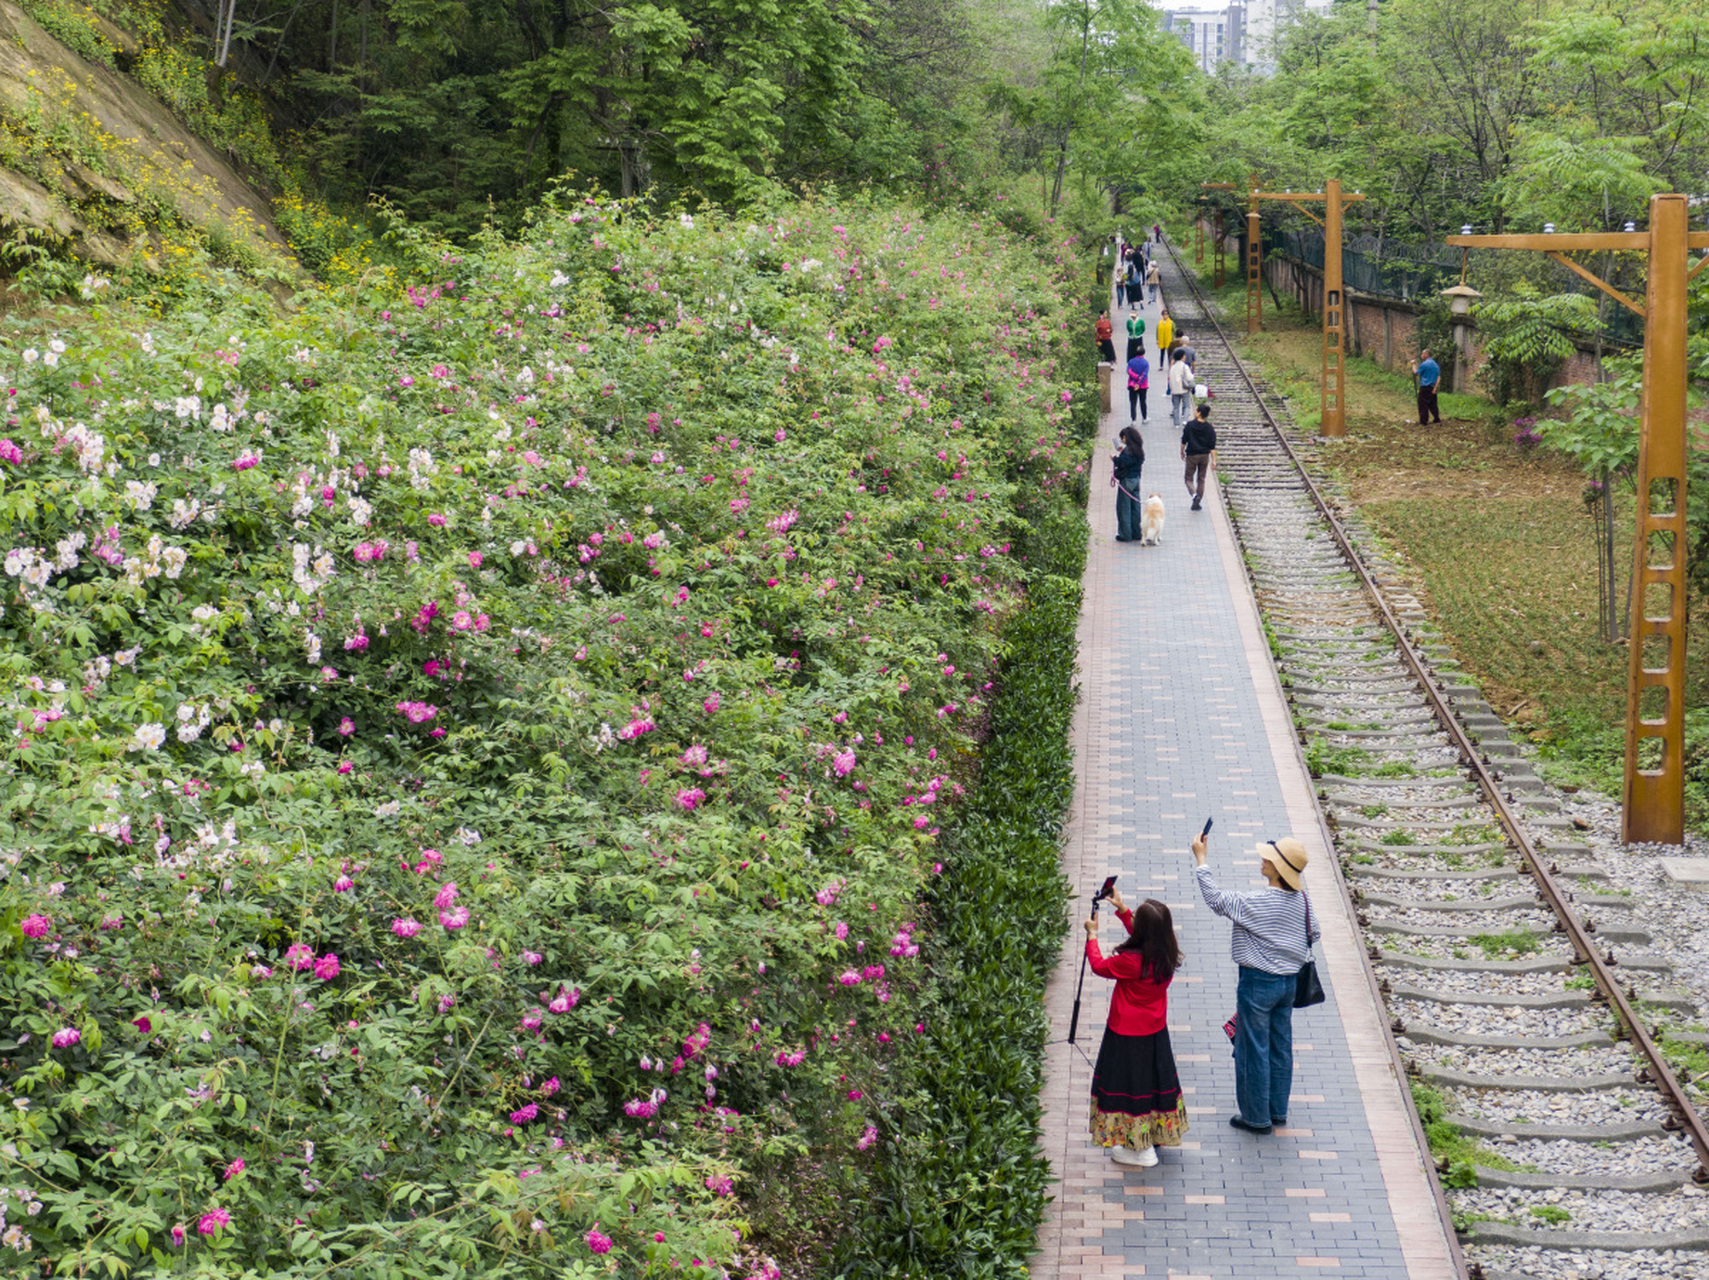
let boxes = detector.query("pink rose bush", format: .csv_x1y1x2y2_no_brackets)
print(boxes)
0,195,1084,1273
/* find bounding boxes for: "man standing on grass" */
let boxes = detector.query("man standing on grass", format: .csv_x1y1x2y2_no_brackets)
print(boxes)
1412,349,1442,425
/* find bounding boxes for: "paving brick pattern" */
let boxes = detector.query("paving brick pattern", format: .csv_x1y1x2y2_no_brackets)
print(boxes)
1030,265,1457,1279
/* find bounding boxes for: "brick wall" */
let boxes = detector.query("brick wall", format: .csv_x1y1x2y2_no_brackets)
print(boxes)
1256,249,1609,395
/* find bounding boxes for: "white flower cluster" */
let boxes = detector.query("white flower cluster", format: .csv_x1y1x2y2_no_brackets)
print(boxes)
291,542,335,594
129,722,166,752
169,497,201,529
188,603,221,637
20,338,65,368
348,496,372,527
0,1183,45,1252
175,701,212,742
2,547,52,588
123,480,157,511
54,532,85,571
62,422,105,473
407,446,436,491
122,534,188,586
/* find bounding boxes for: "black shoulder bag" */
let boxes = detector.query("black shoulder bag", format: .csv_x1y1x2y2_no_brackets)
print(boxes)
1294,895,1325,1008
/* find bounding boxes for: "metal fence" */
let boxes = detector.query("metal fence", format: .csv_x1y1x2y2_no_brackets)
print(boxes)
1261,226,1644,346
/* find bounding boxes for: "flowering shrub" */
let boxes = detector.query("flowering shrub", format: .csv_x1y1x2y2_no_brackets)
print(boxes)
0,192,1087,1274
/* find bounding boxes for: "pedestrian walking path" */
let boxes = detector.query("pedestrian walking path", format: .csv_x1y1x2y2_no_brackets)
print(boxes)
1030,250,1459,1279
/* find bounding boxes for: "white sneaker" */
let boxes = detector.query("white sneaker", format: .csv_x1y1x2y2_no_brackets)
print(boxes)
1110,1146,1157,1167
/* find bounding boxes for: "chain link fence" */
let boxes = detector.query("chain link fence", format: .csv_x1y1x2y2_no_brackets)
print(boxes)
1262,226,1644,346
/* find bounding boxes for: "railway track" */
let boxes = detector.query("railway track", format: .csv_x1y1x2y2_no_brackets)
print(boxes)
1154,243,1709,1280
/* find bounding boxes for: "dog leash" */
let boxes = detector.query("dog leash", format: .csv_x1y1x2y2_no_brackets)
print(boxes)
1109,475,1146,503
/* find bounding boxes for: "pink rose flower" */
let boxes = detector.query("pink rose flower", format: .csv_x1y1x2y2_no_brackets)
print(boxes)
20,914,49,938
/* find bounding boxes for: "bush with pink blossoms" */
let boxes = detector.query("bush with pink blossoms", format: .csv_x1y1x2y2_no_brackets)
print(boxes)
0,193,1088,1277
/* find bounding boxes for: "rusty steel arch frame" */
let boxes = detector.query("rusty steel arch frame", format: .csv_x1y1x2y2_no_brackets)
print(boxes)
1450,194,1709,845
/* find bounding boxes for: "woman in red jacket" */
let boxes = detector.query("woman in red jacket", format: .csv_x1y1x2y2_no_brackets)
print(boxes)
1084,892,1188,1167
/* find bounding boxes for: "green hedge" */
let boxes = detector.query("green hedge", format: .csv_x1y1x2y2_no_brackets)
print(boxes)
837,356,1091,1277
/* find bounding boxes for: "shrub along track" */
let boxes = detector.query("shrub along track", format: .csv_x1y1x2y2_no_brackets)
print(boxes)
1157,242,1709,1280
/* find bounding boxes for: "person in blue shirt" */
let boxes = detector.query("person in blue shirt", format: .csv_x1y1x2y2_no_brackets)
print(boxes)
1412,349,1442,425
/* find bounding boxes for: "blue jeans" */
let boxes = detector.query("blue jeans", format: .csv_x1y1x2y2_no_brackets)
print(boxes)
1234,966,1296,1127
1172,392,1191,426
1115,470,1142,540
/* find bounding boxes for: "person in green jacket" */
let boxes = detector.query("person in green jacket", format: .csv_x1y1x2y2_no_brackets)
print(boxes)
1125,311,1146,362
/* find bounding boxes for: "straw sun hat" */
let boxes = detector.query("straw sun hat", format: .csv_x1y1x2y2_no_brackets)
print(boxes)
1257,838,1310,890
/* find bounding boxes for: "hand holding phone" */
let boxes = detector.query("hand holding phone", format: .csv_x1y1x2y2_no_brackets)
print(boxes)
1201,817,1214,838
1096,874,1118,902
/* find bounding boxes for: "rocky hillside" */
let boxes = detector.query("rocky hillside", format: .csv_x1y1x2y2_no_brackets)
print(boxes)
0,0,290,281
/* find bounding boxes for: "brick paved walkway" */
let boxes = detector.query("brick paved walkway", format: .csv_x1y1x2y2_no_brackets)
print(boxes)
1030,258,1458,1279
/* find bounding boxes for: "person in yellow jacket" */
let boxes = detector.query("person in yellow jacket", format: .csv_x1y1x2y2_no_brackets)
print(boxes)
1155,310,1174,380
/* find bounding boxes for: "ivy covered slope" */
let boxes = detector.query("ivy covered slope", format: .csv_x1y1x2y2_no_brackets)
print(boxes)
0,196,1088,1276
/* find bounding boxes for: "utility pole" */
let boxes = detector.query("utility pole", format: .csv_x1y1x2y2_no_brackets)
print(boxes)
1450,196,1709,845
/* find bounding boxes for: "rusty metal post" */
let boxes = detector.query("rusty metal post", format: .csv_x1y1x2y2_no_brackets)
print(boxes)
1321,178,1347,437
1214,209,1226,289
1247,206,1262,334
1196,212,1205,264
1624,193,1690,845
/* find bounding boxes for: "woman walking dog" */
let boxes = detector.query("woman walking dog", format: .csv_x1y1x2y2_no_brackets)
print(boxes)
1111,426,1145,542
1084,890,1189,1166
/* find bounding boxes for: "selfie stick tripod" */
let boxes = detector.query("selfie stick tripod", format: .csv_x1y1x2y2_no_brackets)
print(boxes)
1067,888,1106,1047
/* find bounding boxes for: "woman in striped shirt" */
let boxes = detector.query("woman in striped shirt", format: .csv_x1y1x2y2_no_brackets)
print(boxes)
1193,833,1321,1135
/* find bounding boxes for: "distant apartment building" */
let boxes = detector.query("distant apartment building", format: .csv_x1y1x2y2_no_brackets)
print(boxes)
1157,0,1332,73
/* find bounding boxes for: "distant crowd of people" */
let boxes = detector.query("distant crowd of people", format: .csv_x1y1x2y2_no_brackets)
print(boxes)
1100,228,1217,537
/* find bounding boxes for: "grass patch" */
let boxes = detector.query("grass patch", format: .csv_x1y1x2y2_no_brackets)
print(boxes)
1217,297,1709,829
1411,1083,1524,1188
1372,759,1418,778
1471,931,1543,957
1305,738,1372,777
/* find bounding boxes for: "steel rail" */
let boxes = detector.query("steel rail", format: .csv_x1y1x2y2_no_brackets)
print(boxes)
1161,236,1709,1189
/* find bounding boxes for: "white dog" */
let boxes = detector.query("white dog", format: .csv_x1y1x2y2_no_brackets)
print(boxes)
1140,494,1165,546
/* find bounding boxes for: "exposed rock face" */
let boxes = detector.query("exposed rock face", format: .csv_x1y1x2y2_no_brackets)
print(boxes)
0,0,291,272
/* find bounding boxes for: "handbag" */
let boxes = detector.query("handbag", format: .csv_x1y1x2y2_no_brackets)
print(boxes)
1294,896,1325,1008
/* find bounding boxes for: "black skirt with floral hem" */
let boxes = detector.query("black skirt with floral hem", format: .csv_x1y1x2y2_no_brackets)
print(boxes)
1089,1026,1189,1149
